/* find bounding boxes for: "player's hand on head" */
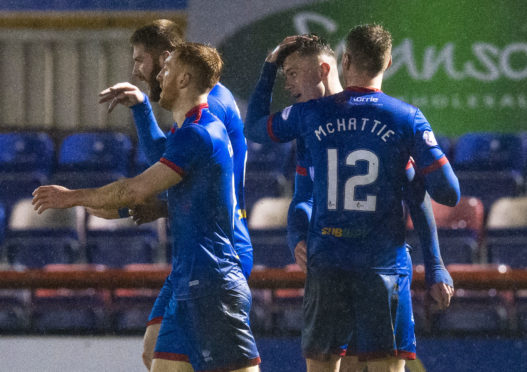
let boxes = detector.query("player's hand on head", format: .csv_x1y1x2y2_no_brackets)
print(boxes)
429,282,454,310
32,185,74,214
294,240,308,273
265,35,302,63
98,82,144,112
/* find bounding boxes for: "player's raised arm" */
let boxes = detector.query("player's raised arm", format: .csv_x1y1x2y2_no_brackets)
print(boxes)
244,36,302,143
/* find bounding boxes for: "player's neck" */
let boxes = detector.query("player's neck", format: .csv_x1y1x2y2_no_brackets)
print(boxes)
326,79,343,96
172,93,209,127
345,69,383,91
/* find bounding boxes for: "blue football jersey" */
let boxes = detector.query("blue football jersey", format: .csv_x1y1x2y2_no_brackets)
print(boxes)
207,83,252,260
267,87,448,273
160,104,244,300
131,83,252,275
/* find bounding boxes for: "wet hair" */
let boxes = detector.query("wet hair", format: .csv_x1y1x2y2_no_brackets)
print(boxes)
345,24,392,77
130,19,184,55
174,42,223,92
276,34,335,69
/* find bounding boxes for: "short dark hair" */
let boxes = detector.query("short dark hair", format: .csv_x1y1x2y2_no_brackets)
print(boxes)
345,24,392,77
130,19,184,55
174,42,223,92
276,34,335,69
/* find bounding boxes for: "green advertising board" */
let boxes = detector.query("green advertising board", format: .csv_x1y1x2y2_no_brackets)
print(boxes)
219,0,527,136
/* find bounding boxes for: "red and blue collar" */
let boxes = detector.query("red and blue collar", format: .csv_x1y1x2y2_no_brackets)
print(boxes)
346,86,382,93
185,103,209,123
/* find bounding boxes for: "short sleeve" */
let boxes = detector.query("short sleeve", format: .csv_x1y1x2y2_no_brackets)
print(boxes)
160,125,210,176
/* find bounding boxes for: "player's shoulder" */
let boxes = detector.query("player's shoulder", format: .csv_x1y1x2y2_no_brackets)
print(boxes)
209,82,236,110
378,92,419,115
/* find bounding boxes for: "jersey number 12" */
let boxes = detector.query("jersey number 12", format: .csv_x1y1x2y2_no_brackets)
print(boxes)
327,149,379,212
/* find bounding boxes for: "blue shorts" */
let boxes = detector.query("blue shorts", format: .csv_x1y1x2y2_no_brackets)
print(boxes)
302,268,416,362
154,281,260,372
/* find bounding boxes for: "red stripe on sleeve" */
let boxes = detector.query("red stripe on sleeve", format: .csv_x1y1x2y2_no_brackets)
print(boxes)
146,316,163,326
296,165,308,176
266,114,281,143
160,157,185,176
406,157,416,171
153,352,190,362
419,155,449,175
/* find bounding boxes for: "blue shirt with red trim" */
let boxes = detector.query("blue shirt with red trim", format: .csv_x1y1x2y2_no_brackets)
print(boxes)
160,104,244,299
131,83,252,278
248,85,459,273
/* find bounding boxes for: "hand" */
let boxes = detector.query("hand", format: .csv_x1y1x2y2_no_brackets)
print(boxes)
294,240,307,273
32,185,74,214
129,199,168,225
265,35,303,64
99,82,145,113
429,282,454,310
86,207,120,219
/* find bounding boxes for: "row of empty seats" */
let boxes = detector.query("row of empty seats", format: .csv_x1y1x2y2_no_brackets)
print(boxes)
1,192,527,269
249,195,527,269
0,132,295,222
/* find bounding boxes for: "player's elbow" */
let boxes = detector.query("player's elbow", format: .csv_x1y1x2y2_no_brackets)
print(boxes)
428,181,460,207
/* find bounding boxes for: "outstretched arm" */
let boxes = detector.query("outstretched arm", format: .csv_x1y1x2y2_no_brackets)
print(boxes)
33,162,181,214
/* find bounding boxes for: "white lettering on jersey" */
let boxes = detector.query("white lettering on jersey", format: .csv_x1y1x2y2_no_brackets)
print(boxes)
423,130,438,147
281,105,292,120
352,96,379,103
314,117,393,143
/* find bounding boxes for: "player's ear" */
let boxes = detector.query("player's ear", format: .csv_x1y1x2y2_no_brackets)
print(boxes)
159,50,171,65
319,62,330,79
178,71,191,89
385,55,393,71
342,52,351,71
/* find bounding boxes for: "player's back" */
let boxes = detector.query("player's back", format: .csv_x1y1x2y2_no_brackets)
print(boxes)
162,106,243,300
300,88,428,273
208,83,252,256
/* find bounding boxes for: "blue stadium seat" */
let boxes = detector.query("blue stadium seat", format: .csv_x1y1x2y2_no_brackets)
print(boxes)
86,215,159,268
3,199,83,268
486,196,527,267
245,140,295,213
52,132,133,188
406,197,484,265
453,132,525,172
0,204,6,247
452,132,524,210
0,289,31,332
0,132,55,176
0,172,48,213
436,135,453,160
246,140,294,175
31,264,110,333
